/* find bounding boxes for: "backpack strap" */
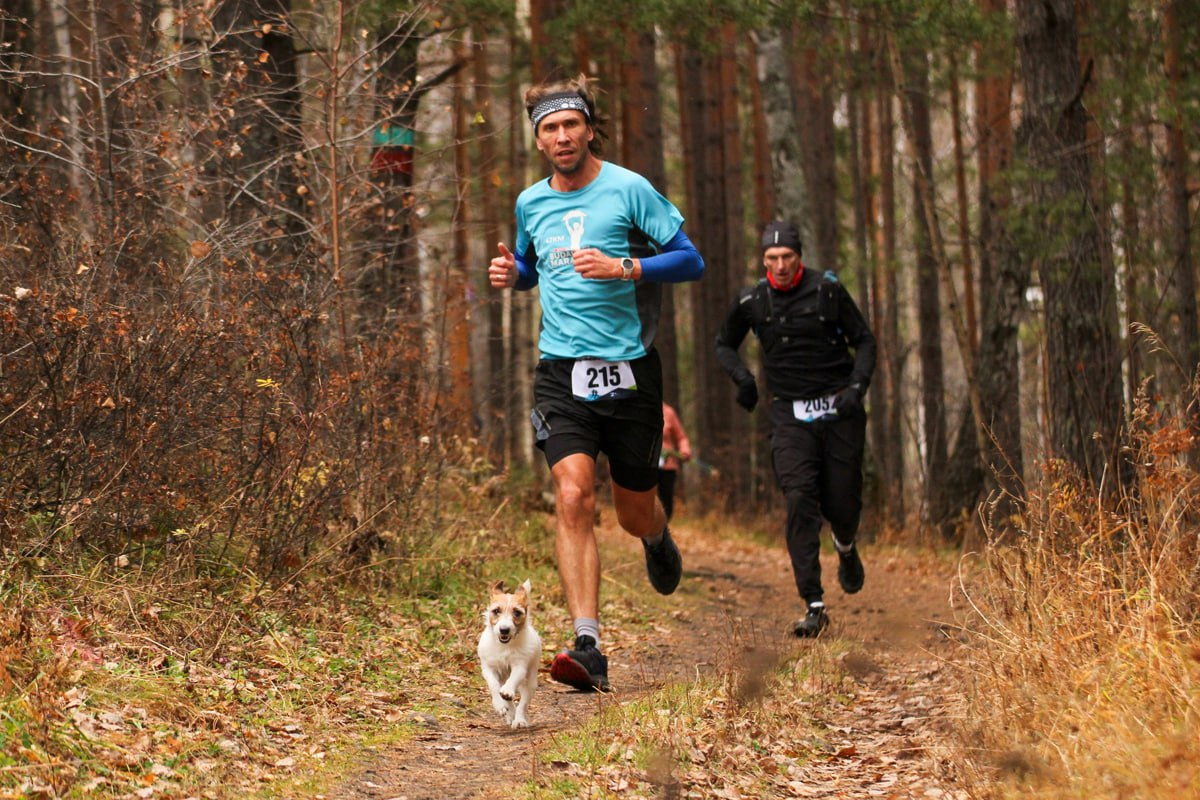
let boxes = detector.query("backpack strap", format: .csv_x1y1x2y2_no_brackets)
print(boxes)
749,270,842,332
818,269,840,323
746,278,772,333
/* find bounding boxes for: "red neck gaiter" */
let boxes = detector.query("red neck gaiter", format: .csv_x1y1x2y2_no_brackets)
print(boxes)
767,263,804,291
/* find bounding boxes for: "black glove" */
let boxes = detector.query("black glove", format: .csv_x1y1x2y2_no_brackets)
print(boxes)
735,376,759,411
833,384,864,418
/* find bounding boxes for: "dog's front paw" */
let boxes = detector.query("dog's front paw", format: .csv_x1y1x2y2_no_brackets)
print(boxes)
510,714,529,729
492,698,511,719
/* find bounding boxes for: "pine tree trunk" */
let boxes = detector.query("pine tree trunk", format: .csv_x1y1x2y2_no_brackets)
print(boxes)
474,29,506,461
876,65,905,531
1014,0,1125,486
902,46,950,531
620,27,678,404
529,0,570,83
211,0,305,248
1161,0,1200,391
787,14,838,271
678,34,749,509
973,0,1025,531
847,23,881,530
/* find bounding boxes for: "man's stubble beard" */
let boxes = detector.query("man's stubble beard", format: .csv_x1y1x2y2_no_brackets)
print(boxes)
554,149,588,177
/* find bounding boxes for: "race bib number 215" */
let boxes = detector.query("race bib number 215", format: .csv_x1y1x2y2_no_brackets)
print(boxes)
572,359,637,401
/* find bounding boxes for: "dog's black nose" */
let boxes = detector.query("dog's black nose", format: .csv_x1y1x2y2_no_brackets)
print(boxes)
498,626,512,637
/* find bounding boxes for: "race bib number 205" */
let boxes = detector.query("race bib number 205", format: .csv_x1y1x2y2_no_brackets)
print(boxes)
792,393,838,422
572,359,637,401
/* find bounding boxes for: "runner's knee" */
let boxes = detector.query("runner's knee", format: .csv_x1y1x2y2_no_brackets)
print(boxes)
555,475,594,514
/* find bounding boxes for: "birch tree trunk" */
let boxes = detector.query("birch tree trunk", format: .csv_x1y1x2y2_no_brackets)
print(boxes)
754,29,809,227
48,0,89,211
446,36,473,435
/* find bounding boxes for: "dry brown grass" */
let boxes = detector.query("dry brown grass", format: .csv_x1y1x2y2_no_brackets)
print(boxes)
952,396,1200,798
0,453,554,799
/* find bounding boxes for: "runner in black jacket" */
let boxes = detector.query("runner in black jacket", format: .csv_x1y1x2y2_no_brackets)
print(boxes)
715,220,876,637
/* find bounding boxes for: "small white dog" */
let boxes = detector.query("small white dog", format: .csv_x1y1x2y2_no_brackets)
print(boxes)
477,579,542,729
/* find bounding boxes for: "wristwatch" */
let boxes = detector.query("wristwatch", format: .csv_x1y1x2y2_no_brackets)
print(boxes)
620,257,635,280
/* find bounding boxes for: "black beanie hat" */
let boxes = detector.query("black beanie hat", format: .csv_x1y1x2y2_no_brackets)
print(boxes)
761,221,802,256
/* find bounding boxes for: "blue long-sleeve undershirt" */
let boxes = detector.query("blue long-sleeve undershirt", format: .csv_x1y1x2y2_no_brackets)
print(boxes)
640,229,705,282
512,228,703,291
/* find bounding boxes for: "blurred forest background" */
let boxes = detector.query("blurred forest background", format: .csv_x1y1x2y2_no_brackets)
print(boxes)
2,0,1198,569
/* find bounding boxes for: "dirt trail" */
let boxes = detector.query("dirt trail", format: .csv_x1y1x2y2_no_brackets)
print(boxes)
334,519,966,800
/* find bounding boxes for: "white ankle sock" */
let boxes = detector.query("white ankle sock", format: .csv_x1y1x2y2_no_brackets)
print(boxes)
573,618,600,647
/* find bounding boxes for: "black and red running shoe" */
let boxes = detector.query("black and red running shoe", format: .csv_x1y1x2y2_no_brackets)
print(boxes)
549,635,610,692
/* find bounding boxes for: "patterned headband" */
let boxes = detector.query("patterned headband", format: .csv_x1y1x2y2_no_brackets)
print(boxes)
530,91,591,132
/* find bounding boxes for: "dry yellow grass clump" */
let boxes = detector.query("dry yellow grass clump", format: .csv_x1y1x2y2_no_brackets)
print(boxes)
954,399,1200,798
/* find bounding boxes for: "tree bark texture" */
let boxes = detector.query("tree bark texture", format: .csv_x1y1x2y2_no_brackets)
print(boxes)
473,30,506,461
876,66,905,530
1014,0,1125,485
212,0,306,249
620,28,679,409
678,32,750,509
787,15,839,272
973,0,1026,529
1161,0,1200,392
755,30,810,231
902,46,949,530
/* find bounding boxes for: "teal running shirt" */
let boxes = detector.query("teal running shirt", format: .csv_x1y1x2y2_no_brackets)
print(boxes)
514,162,685,361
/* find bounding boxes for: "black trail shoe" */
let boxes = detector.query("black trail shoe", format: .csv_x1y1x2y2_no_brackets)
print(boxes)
642,527,682,595
838,545,865,594
550,635,610,692
792,602,829,638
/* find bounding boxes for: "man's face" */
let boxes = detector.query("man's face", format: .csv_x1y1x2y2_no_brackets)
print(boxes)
534,109,593,175
763,246,802,285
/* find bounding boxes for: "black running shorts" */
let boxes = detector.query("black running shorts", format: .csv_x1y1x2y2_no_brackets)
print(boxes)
530,349,664,492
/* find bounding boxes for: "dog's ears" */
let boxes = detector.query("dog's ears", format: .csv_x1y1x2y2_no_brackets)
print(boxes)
489,579,531,598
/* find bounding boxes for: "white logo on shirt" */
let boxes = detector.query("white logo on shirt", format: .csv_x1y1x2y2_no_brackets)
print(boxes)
563,210,586,250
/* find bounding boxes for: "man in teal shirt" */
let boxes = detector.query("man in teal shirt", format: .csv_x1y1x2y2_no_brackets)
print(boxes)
488,74,704,691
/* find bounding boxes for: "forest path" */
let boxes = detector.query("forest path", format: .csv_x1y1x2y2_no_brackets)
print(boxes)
333,515,966,800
